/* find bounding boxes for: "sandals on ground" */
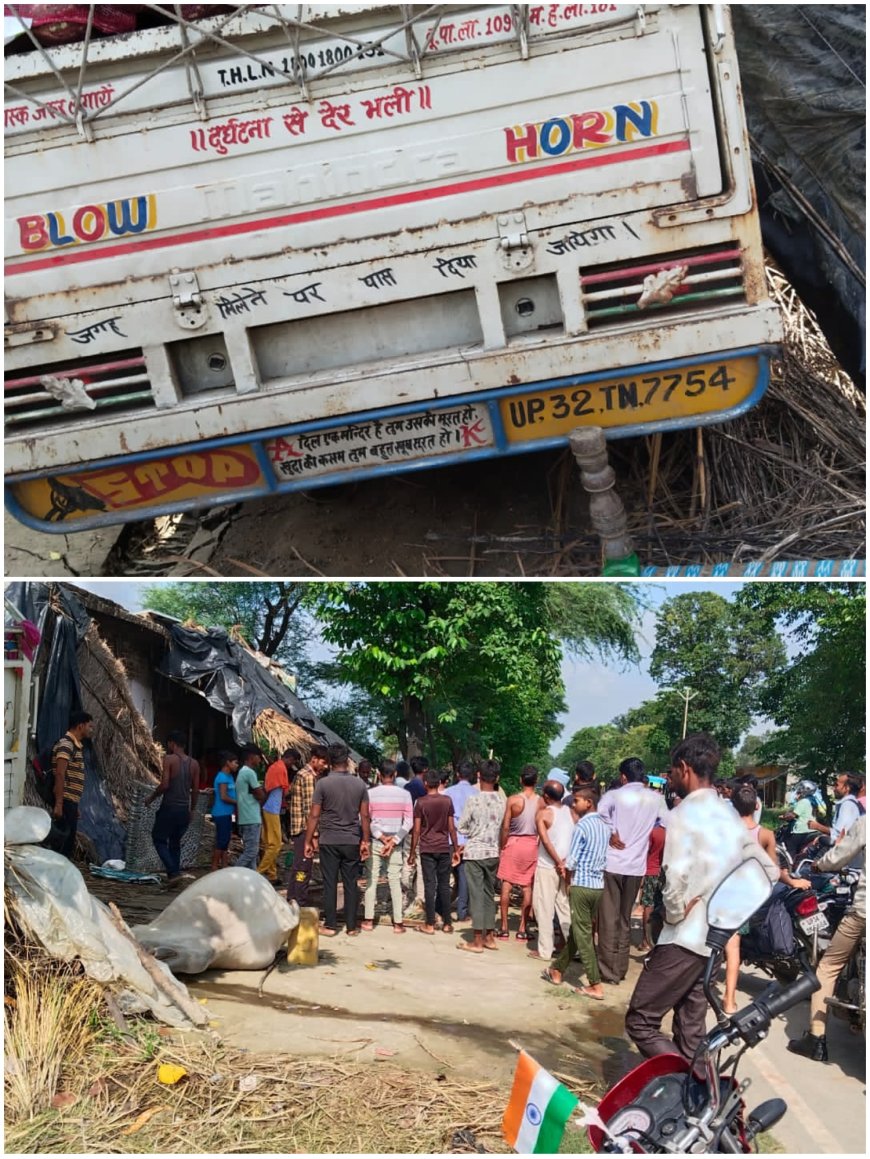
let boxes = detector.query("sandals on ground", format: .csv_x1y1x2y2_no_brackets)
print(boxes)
541,968,563,986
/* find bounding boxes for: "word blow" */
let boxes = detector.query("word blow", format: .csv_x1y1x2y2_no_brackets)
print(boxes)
18,194,157,252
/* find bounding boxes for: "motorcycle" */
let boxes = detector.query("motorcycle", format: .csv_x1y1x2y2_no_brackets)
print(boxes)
739,881,827,980
585,858,820,1154
808,867,858,943
774,821,827,874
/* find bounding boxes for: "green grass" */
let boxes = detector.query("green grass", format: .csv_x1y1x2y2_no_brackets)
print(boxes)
761,806,788,830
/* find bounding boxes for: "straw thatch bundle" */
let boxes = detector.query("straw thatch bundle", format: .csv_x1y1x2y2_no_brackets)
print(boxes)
253,707,314,761
77,621,162,822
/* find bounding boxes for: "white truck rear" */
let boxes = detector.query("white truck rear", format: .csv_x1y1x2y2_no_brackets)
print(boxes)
4,3,782,532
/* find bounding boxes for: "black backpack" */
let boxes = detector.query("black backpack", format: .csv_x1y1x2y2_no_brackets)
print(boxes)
745,892,796,958
32,747,57,808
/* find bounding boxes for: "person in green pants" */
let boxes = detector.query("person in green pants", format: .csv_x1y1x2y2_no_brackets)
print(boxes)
542,785,611,999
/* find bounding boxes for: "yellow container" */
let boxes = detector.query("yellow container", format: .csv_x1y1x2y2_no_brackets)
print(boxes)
287,906,319,966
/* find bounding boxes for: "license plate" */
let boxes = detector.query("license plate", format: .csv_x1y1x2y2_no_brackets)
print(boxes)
800,913,829,935
500,357,759,442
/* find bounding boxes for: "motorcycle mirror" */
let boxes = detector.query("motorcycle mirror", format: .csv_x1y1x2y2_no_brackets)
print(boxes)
706,857,774,950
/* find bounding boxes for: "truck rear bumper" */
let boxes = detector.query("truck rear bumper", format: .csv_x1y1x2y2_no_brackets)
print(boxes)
6,344,777,533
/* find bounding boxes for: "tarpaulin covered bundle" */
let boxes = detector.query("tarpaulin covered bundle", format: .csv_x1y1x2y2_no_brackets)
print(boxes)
131,867,300,974
4,807,207,1028
157,621,354,752
733,5,865,385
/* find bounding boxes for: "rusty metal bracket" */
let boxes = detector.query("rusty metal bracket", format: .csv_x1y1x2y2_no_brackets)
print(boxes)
169,270,207,330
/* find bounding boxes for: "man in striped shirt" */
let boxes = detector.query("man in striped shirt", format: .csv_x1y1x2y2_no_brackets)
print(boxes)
286,744,329,907
362,759,414,932
543,785,610,999
51,710,94,860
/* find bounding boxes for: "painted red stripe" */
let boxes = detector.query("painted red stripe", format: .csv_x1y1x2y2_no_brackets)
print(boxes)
581,248,742,286
5,355,146,389
5,138,690,276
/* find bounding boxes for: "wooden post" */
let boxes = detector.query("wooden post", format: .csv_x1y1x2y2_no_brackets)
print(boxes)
569,428,636,570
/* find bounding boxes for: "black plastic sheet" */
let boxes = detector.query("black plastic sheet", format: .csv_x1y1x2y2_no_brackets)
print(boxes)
18,582,126,862
733,5,865,384
156,621,358,757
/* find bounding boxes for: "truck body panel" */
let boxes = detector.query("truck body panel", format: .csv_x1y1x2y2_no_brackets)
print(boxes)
4,3,782,531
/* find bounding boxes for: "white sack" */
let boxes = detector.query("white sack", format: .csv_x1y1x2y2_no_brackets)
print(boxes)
132,867,300,974
4,822,207,1029
4,805,51,846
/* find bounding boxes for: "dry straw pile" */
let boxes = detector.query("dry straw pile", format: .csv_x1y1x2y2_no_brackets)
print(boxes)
253,706,315,762
77,619,164,817
615,263,866,568
4,906,518,1154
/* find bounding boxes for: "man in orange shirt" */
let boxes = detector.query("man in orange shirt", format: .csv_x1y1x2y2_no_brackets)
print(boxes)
258,749,296,885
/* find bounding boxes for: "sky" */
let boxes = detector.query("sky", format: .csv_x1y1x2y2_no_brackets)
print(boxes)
73,579,746,748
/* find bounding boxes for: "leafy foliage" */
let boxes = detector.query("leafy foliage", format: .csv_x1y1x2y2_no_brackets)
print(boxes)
141,582,311,663
734,583,865,781
648,591,786,751
555,721,660,781
305,582,643,779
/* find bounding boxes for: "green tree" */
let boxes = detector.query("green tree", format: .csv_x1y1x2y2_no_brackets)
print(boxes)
649,591,786,753
141,582,311,664
734,583,865,783
734,732,775,769
555,721,658,781
314,689,389,767
307,582,643,784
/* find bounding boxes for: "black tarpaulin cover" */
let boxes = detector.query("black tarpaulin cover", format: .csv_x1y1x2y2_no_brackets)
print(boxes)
156,621,357,757
10,582,127,862
733,5,865,383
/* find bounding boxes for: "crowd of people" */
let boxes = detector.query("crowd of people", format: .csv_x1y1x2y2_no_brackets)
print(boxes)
48,718,865,1068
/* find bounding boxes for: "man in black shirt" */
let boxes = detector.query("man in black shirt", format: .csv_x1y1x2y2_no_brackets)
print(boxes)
304,743,371,937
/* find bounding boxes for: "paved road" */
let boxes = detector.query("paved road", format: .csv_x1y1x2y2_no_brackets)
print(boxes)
734,965,865,1155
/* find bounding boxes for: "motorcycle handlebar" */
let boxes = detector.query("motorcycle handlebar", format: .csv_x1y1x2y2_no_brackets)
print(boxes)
760,969,820,1020
724,969,820,1048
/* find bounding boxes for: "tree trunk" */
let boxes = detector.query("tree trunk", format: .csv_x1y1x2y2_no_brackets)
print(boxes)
425,718,437,765
403,694,426,760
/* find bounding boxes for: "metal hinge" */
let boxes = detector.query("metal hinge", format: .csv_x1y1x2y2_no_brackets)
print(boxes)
169,270,207,329
497,212,534,271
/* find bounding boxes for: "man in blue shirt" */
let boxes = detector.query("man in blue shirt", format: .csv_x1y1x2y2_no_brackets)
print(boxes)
543,785,610,999
824,772,865,870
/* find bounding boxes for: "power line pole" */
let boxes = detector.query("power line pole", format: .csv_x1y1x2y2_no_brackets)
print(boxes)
678,687,698,738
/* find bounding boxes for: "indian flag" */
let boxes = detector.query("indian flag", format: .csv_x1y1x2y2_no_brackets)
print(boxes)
502,1051,579,1153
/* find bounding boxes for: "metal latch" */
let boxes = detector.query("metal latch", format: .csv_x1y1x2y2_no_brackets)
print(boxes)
634,6,646,36
5,324,56,348
498,212,529,251
169,270,207,329
497,212,534,271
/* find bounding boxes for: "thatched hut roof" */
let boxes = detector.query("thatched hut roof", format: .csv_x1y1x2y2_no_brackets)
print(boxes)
76,619,163,821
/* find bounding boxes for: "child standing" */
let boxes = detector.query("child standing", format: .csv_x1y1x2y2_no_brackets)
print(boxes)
543,785,610,999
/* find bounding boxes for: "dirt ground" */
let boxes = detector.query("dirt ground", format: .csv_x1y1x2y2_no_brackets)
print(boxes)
207,449,595,577
88,868,866,1155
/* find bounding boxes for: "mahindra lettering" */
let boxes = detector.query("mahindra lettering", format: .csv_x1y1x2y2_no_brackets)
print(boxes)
4,4,782,531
